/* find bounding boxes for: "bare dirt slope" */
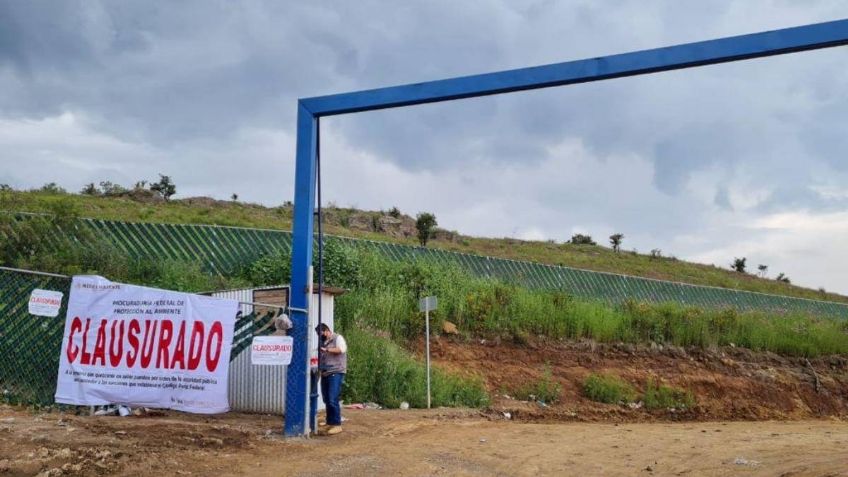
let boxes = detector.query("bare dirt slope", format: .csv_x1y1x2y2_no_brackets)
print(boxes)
423,337,848,422
1,406,847,477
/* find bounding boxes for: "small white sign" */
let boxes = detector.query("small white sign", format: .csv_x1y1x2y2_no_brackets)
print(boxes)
28,289,63,317
419,296,438,312
251,336,293,366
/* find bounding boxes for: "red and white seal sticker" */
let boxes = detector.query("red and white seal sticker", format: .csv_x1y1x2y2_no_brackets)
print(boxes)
29,289,63,317
251,336,293,366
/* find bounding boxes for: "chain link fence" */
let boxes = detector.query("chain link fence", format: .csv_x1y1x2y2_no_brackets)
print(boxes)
0,267,68,406
0,267,278,406
69,217,848,319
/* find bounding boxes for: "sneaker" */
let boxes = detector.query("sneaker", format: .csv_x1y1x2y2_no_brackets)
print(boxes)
326,426,343,435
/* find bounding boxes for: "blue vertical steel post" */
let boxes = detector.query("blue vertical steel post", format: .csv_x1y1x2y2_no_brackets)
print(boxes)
285,101,317,437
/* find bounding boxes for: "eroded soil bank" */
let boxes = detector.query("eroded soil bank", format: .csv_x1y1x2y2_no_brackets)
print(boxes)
422,336,848,422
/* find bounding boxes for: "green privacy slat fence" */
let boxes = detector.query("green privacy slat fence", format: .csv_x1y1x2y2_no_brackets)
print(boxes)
62,218,847,319
0,269,69,406
0,267,275,406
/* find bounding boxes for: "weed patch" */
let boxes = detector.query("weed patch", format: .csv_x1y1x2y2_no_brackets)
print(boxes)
582,373,637,404
341,327,488,409
643,378,695,410
511,365,562,404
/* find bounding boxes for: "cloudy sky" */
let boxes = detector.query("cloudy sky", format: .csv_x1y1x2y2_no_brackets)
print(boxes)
2,1,848,293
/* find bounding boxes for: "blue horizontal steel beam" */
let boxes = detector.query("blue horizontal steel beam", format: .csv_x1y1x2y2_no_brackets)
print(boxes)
302,18,848,116
286,19,848,437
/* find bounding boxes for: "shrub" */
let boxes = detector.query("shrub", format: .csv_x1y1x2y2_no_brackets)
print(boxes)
242,241,362,289
146,260,234,292
80,183,99,195
245,250,291,286
570,234,596,245
99,181,127,196
583,373,637,404
512,365,562,404
320,240,361,288
643,377,694,410
38,182,66,194
341,327,488,408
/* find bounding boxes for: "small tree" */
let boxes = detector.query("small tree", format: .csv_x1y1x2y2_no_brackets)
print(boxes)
99,181,127,196
80,183,99,195
731,257,747,273
570,234,596,245
415,212,437,247
650,248,662,259
39,182,66,194
150,174,176,201
609,233,624,253
388,206,401,218
757,264,768,277
231,193,239,202
776,273,791,284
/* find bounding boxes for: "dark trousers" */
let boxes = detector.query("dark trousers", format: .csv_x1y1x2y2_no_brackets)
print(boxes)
321,372,345,426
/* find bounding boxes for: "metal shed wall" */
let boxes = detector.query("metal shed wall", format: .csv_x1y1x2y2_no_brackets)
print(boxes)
212,287,334,415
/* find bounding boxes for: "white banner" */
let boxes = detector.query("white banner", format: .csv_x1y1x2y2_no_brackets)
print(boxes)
55,276,238,414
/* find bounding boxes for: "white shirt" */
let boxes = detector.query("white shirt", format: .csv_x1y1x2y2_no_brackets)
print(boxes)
333,334,347,353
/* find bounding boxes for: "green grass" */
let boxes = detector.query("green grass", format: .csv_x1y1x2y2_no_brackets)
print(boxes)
2,189,844,303
643,378,695,410
336,253,848,358
582,373,638,404
341,327,489,408
582,374,693,409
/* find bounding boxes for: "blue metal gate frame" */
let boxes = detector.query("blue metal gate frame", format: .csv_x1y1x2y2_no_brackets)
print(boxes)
285,19,848,436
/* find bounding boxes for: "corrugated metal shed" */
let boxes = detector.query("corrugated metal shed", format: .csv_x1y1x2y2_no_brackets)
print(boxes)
210,285,337,415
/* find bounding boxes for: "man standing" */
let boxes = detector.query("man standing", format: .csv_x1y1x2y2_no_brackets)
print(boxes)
316,323,347,435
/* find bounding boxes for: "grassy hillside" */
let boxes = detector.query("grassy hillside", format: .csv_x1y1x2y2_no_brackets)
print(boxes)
1,189,844,303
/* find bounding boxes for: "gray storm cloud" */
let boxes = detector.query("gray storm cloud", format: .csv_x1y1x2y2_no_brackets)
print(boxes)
1,0,848,292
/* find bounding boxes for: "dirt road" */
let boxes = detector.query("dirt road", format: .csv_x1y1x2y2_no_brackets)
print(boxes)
1,405,846,476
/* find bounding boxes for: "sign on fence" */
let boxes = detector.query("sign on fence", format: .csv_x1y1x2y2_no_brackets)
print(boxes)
250,336,293,365
28,289,63,317
54,276,238,414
